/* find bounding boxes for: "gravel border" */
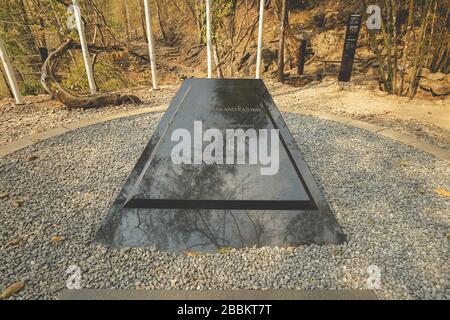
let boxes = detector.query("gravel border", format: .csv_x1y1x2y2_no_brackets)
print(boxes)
0,112,449,300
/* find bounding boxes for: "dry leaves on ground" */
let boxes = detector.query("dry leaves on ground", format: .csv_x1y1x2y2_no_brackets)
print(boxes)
184,251,199,257
0,282,25,300
218,247,232,254
434,188,450,197
5,239,20,247
51,235,64,242
83,193,96,201
26,155,39,162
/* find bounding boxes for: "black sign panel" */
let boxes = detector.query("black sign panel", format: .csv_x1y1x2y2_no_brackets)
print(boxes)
297,39,307,75
94,79,346,252
338,14,362,82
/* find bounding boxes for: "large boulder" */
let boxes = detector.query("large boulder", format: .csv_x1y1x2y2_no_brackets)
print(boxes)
425,72,446,81
420,68,432,79
420,79,450,96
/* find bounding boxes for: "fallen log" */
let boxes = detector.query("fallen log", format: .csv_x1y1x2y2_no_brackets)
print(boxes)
41,39,141,109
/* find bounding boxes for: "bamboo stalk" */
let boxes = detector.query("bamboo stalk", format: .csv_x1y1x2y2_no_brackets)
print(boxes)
392,0,398,95
429,6,449,72
362,0,387,90
425,0,438,67
399,0,414,95
381,0,393,92
124,0,132,40
408,0,433,98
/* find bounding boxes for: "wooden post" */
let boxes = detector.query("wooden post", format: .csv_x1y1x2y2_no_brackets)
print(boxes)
297,39,307,75
0,37,24,104
255,0,265,79
73,0,97,94
143,0,159,90
206,0,213,78
277,0,288,83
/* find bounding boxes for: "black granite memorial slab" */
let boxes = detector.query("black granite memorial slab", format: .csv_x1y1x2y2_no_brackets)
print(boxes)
94,79,346,252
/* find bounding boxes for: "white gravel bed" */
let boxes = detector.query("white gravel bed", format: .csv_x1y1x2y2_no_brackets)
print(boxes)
0,112,448,300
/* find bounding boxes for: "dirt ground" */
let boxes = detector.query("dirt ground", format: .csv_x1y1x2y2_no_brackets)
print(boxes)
0,78,449,151
269,77,450,150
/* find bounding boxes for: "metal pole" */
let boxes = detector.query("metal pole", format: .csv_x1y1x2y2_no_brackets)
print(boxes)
0,37,24,104
144,0,159,90
206,0,213,78
73,0,97,94
255,0,265,79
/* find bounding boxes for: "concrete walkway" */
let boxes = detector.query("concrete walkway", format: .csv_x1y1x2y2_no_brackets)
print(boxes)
58,289,377,300
1,104,448,163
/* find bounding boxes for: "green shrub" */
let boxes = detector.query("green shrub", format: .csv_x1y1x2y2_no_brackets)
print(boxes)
62,54,132,94
21,78,43,96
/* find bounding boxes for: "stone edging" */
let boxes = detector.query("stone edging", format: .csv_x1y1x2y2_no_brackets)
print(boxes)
0,104,449,163
282,108,450,163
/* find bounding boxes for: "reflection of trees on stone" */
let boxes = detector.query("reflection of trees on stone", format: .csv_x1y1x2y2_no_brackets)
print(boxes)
207,84,270,129
138,163,240,249
285,211,345,245
125,160,288,251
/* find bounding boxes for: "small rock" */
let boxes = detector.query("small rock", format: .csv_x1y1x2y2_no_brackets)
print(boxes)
0,192,9,199
425,72,446,81
417,185,425,194
11,197,25,208
420,68,431,79
396,159,411,167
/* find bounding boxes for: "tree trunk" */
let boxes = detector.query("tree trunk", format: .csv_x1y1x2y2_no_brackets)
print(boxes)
182,0,203,44
213,44,224,78
408,0,433,98
124,0,132,40
277,0,288,83
139,0,148,42
155,0,168,43
41,40,141,109
399,0,414,95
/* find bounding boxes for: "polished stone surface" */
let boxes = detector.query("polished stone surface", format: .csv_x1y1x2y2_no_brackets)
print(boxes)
94,79,346,252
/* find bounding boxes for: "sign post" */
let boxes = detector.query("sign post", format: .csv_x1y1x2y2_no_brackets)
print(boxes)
338,14,362,82
143,0,159,90
73,0,97,94
255,0,265,79
0,37,24,104
297,39,307,76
